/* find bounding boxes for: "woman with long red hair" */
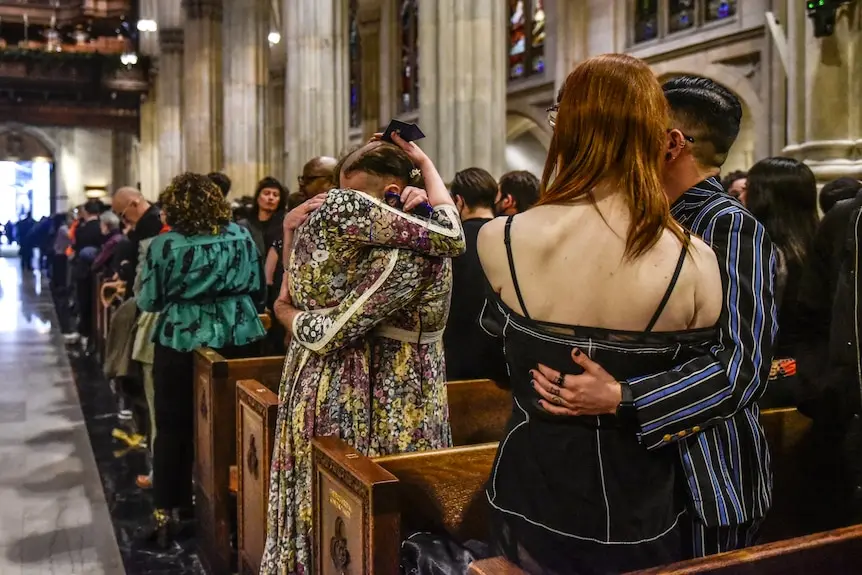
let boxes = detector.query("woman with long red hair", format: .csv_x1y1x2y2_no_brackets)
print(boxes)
477,54,723,573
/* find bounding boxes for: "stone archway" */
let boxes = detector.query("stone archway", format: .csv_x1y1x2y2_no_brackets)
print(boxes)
0,123,62,216
505,112,550,176
654,62,764,174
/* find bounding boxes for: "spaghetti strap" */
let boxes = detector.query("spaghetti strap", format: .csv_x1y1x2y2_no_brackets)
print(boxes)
644,234,690,333
504,215,531,319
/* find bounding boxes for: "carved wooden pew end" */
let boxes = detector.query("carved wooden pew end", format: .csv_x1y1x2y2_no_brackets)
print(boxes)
194,351,284,575
236,379,280,575
312,436,498,575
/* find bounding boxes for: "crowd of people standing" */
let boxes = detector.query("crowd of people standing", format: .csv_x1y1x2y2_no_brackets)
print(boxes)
26,50,862,575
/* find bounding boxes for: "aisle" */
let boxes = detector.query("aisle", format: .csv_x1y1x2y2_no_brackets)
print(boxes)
0,256,125,574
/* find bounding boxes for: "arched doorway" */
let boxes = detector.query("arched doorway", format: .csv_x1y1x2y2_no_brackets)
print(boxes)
505,112,549,176
0,125,57,245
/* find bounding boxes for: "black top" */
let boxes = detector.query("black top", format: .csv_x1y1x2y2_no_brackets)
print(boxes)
240,211,285,258
484,215,715,574
74,219,103,255
444,217,502,380
116,204,163,285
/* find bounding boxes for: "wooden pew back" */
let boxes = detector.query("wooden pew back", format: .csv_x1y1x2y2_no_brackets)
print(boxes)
312,436,498,575
447,379,510,446
193,350,284,575
626,523,862,574
236,380,280,575
758,407,814,542
469,524,862,575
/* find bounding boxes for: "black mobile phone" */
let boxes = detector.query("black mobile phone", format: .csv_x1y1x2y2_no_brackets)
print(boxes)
381,119,426,143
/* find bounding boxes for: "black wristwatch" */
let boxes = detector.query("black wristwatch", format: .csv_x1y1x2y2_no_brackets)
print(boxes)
615,383,636,423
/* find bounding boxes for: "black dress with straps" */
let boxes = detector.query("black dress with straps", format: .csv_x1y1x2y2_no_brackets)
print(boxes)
482,216,717,574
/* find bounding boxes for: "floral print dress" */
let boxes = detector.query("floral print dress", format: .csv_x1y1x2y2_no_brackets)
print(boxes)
260,189,464,575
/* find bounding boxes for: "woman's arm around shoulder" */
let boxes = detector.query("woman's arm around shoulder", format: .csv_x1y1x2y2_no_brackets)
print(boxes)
333,188,466,258
687,235,723,329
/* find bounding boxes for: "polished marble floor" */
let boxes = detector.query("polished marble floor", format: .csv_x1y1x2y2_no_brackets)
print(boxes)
0,254,125,574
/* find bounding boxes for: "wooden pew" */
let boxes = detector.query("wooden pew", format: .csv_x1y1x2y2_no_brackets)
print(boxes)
757,407,814,542
309,405,816,575
626,523,862,574
236,379,280,575
447,379,511,446
469,523,862,574
194,350,284,575
468,407,819,574
236,378,510,574
312,436,498,575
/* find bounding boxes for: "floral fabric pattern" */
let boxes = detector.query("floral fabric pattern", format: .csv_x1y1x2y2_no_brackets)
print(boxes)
260,189,464,575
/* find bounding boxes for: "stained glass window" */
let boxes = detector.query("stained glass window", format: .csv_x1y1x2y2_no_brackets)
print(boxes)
508,0,546,80
705,0,737,22
633,0,659,44
349,0,361,128
668,0,695,33
531,0,545,75
398,0,419,114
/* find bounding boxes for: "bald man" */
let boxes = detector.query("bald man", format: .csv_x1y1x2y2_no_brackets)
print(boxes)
287,156,337,210
111,187,163,285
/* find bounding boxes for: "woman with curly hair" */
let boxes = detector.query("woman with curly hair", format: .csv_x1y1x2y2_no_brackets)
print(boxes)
137,172,266,546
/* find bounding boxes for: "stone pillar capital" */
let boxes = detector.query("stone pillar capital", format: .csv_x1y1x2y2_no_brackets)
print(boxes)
182,0,222,22
158,28,184,54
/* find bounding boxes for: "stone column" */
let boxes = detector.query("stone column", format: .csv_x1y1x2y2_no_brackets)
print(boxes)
268,68,287,184
554,0,589,92
157,28,184,188
784,1,862,182
283,0,349,184
138,92,160,201
419,0,507,179
182,0,223,174
223,0,269,197
111,130,135,191
358,6,381,140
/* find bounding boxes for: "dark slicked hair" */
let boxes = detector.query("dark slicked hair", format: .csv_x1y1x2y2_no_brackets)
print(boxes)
451,167,498,210
819,177,862,213
499,170,540,212
207,172,232,197
663,76,742,169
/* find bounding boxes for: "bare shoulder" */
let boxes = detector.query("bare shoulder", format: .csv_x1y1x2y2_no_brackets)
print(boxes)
686,235,721,279
686,234,723,327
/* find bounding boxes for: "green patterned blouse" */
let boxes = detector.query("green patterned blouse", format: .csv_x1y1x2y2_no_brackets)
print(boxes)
137,221,266,352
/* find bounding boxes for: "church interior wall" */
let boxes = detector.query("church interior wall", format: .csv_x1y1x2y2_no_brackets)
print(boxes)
0,124,117,213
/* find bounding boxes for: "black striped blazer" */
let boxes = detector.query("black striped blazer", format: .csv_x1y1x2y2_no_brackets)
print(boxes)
628,177,778,528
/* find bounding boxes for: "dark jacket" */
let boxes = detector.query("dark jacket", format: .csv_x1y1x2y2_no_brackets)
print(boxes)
444,217,505,381
92,230,126,275
797,194,862,521
116,204,163,286
239,211,284,258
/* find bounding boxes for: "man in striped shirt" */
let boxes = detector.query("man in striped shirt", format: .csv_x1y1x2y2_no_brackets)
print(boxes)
533,76,777,557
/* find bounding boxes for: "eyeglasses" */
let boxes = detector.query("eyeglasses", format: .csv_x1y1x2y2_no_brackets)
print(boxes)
546,104,559,128
298,175,329,186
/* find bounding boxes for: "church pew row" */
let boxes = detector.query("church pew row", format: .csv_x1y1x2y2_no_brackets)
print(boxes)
193,349,284,575
236,378,511,575
310,407,816,575
468,523,862,575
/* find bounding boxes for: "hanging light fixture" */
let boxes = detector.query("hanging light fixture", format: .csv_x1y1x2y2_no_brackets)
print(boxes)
137,19,157,32
268,31,281,45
